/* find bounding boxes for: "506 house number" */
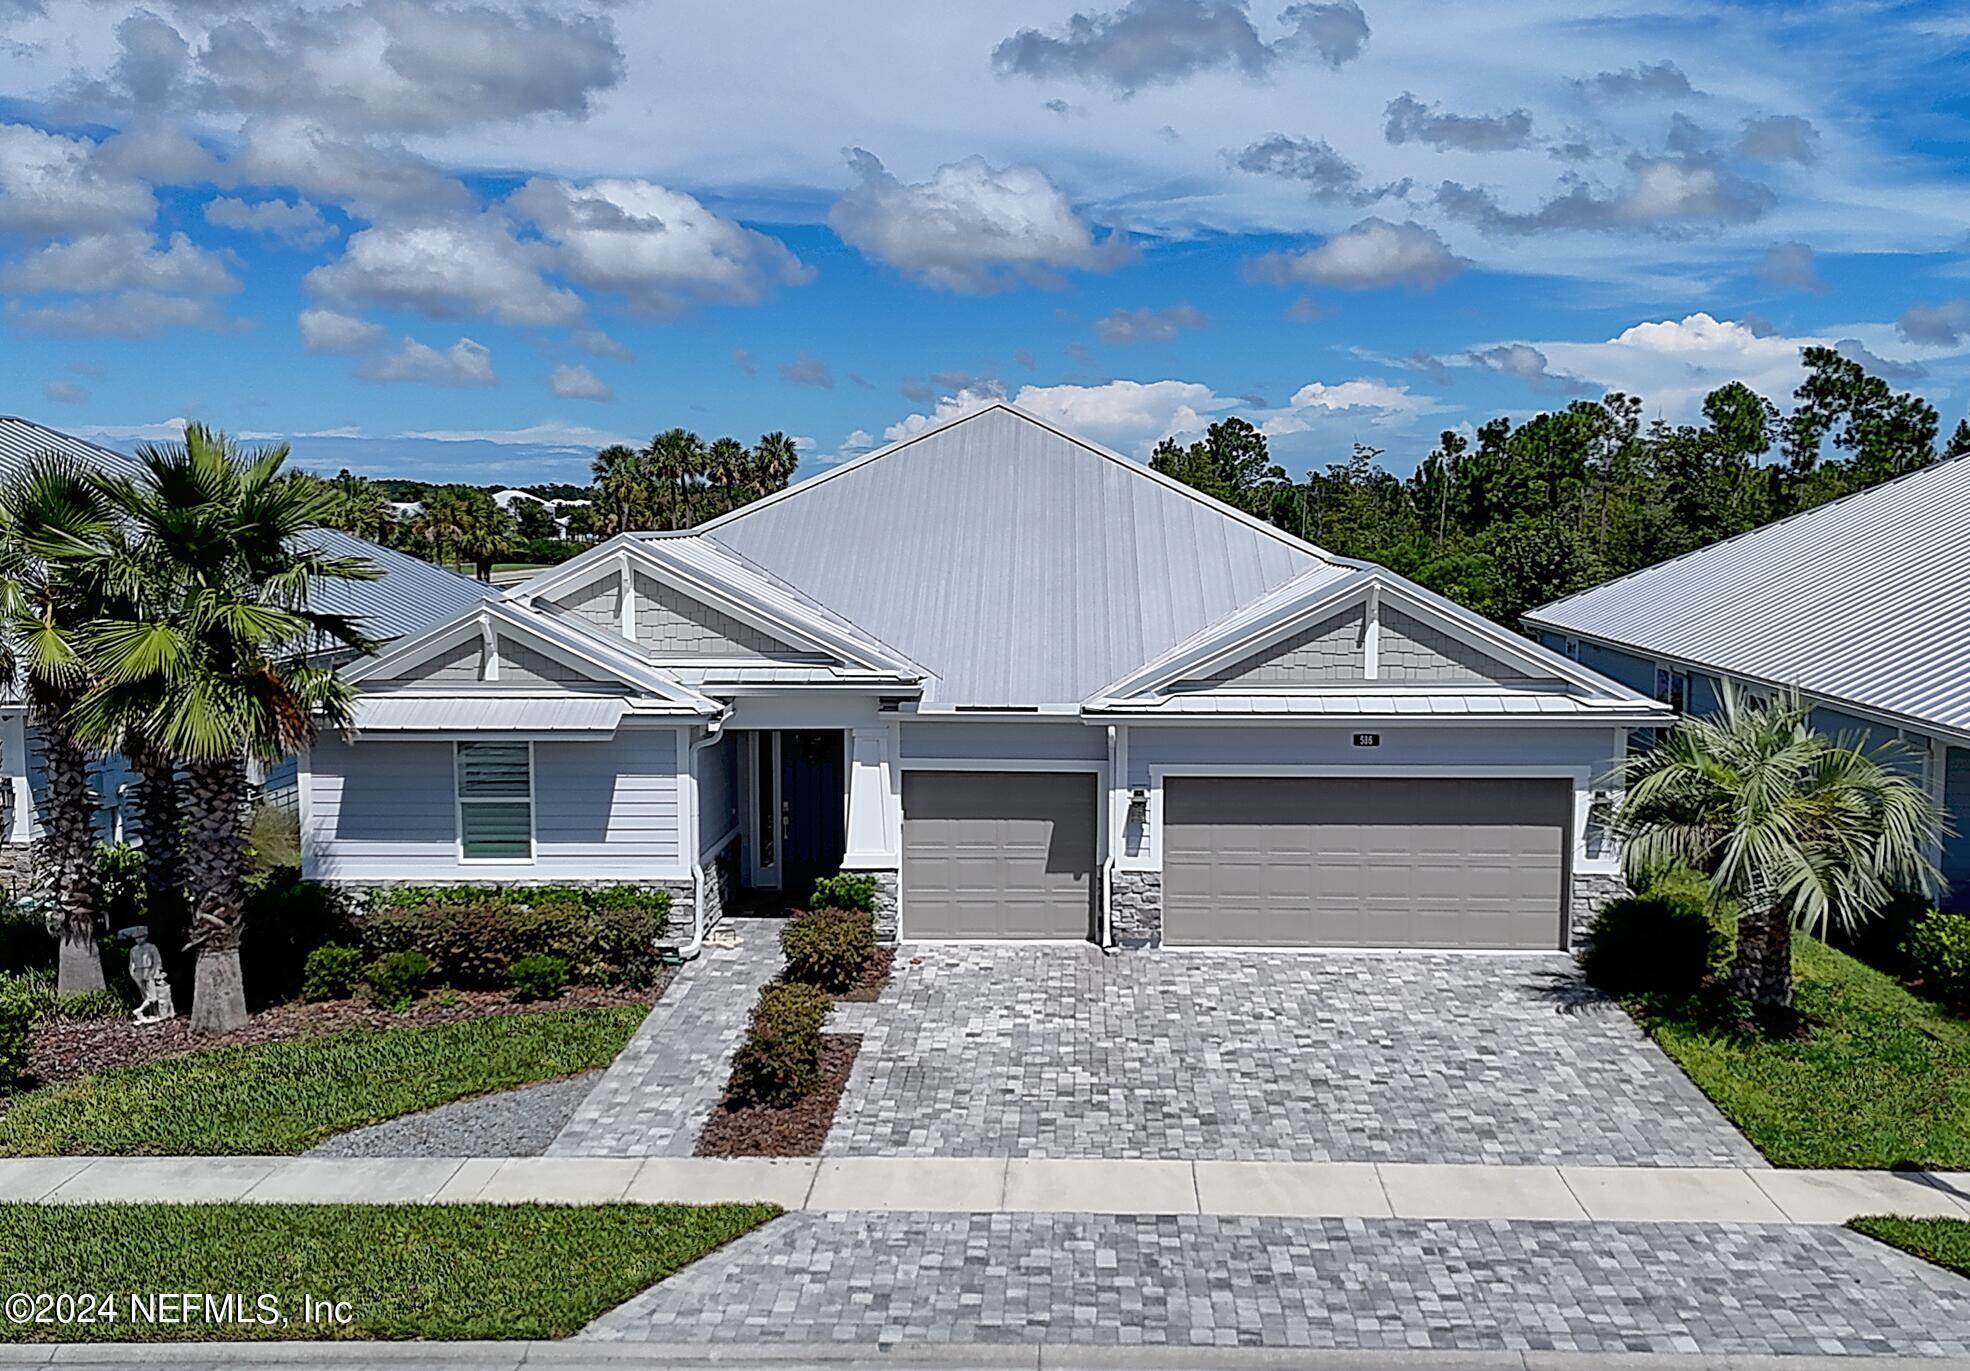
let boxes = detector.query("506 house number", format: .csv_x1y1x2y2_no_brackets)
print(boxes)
1352,733,1381,747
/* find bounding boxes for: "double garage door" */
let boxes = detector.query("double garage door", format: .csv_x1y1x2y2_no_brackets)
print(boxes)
899,770,1569,948
1163,776,1570,949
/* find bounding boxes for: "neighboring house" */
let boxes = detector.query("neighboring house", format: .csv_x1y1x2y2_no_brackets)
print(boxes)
304,403,1668,952
1525,451,1970,906
0,416,497,871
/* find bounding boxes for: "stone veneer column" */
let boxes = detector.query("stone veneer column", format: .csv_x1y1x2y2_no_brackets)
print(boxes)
1110,871,1163,949
857,870,901,943
1568,870,1628,949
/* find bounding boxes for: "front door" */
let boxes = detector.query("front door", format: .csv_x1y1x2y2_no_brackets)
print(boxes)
780,729,845,905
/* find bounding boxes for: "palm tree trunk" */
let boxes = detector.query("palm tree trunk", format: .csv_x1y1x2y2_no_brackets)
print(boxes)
1732,900,1795,1020
30,685,105,996
181,752,249,1033
128,742,185,958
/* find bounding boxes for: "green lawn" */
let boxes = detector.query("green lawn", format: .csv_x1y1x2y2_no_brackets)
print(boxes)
1851,1217,1970,1279
0,1005,644,1156
1642,936,1970,1168
0,1202,777,1342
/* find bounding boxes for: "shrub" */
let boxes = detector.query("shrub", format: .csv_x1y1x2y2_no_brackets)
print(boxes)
782,908,875,993
725,981,832,1108
47,989,124,1022
245,803,302,874
580,901,666,988
243,872,358,1008
363,950,431,1011
0,899,50,976
510,954,570,1003
302,944,364,1002
1580,870,1726,1001
809,873,877,914
0,986,32,1086
358,885,668,989
1905,908,1970,1002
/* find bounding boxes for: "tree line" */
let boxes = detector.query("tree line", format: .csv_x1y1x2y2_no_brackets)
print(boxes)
1152,346,1967,626
303,429,804,581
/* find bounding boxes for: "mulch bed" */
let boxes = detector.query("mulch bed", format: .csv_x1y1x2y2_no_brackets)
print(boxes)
835,946,896,1003
695,1034,860,1157
25,975,671,1090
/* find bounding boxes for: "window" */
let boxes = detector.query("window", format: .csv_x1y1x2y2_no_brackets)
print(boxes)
1653,666,1689,714
1562,636,1581,662
456,742,533,860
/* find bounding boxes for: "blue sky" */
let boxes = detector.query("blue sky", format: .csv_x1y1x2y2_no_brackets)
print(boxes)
3,0,1969,483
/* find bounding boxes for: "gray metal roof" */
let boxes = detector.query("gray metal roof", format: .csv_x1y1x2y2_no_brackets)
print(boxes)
304,528,499,648
699,403,1327,706
1088,691,1663,717
352,694,627,736
1525,453,1970,737
0,416,144,482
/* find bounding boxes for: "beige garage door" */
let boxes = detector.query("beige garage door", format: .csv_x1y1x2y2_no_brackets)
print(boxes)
902,771,1096,939
1162,776,1569,949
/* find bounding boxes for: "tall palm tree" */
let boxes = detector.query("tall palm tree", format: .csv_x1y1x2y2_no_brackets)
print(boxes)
751,431,801,500
1613,685,1944,1024
703,437,750,519
591,443,646,536
643,428,704,529
72,425,378,1032
328,472,393,544
0,457,115,994
412,486,474,572
450,491,515,582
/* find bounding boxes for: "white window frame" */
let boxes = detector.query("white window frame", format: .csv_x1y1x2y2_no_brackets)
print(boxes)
1652,663,1690,715
454,739,537,864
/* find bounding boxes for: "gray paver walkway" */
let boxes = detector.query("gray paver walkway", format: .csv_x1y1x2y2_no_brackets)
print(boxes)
583,1212,1970,1355
548,920,784,1156
828,946,1759,1166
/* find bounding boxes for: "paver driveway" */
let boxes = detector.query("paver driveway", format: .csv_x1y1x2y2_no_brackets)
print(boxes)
825,944,1760,1166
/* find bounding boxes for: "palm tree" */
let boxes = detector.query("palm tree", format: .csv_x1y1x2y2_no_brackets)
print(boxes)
72,425,378,1032
591,443,647,535
411,486,474,572
751,431,801,500
327,472,393,543
643,428,705,529
450,491,515,582
1613,685,1944,1024
703,437,749,519
0,456,115,995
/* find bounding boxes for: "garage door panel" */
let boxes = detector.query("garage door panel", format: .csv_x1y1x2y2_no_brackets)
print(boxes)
903,771,1095,940
1163,776,1567,949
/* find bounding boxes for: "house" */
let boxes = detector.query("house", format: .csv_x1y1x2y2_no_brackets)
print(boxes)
0,416,497,868
302,403,1670,951
1524,452,1970,907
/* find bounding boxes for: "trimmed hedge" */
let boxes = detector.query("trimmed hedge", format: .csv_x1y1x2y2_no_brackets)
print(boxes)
782,908,875,994
301,945,363,1002
726,982,832,1108
1580,868,1728,1002
363,950,430,1012
510,954,569,1003
808,874,876,914
360,885,669,990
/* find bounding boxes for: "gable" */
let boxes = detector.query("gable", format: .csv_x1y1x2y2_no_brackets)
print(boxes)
397,638,482,684
631,572,807,660
1380,609,1542,687
370,626,616,689
499,636,604,686
1197,607,1363,687
547,573,620,631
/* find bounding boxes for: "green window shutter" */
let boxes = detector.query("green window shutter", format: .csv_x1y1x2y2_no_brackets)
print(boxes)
457,742,532,859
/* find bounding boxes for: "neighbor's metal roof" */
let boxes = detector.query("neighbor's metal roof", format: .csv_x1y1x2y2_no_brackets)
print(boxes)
305,528,498,648
0,416,144,481
352,694,626,736
1526,453,1970,737
698,403,1329,706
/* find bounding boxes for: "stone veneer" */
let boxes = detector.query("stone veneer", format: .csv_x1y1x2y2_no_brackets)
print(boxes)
1568,869,1629,949
845,869,901,943
1110,870,1163,949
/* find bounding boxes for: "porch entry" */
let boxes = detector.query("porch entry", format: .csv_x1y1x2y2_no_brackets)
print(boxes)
742,729,846,904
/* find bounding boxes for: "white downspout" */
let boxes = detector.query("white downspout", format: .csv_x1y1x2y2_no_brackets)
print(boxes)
677,711,729,961
1100,723,1118,951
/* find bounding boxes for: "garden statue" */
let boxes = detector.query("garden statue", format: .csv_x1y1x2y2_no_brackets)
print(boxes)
121,925,175,1024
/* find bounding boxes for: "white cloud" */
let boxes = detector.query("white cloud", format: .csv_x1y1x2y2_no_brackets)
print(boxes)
1898,299,1970,347
42,378,87,404
1251,218,1465,289
1258,379,1436,436
990,0,1367,94
0,122,154,236
203,196,335,248
306,217,581,327
234,118,471,217
1525,313,1834,419
548,362,612,401
7,291,229,337
0,230,236,295
357,336,497,386
510,176,810,316
193,1,624,134
778,352,833,388
1095,303,1209,343
1759,241,1828,295
399,420,630,448
298,307,385,354
829,148,1130,293
816,427,876,465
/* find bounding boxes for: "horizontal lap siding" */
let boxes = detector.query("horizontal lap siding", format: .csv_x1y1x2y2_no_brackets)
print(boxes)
305,728,684,881
900,720,1107,763
1125,725,1611,788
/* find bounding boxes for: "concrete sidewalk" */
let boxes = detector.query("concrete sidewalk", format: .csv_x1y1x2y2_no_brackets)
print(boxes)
6,1342,1970,1370
4,1155,1967,1224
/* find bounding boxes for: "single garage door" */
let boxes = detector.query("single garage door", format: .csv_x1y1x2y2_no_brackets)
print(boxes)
902,771,1096,939
1162,776,1569,949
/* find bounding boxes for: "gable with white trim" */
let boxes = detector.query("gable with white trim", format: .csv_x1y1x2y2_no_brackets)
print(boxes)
1197,606,1364,687
629,571,808,659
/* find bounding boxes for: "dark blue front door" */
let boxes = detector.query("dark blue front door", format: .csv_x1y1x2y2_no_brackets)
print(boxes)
780,730,845,905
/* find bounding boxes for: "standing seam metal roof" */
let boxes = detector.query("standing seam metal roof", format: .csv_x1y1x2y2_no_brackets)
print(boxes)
697,403,1331,706
1525,453,1970,736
